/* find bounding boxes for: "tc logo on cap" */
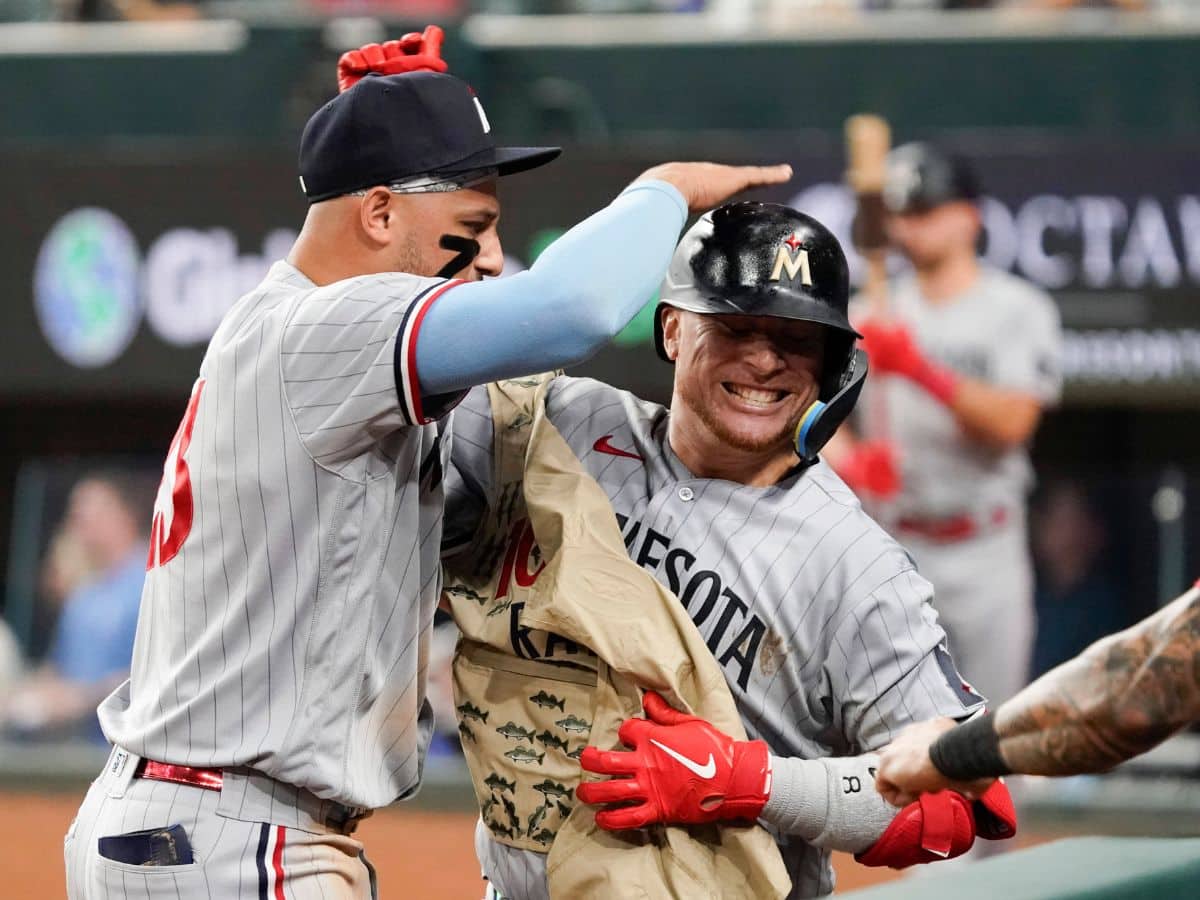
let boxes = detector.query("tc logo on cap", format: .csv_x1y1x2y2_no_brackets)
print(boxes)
884,157,922,212
471,90,491,135
769,233,813,286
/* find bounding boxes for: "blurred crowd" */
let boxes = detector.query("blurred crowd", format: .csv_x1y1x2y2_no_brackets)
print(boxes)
0,471,155,743
0,0,1180,24
1029,479,1129,678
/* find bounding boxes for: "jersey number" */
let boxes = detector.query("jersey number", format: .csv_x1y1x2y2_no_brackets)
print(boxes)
147,379,205,571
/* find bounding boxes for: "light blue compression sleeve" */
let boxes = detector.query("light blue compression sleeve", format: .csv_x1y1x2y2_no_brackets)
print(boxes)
414,179,687,395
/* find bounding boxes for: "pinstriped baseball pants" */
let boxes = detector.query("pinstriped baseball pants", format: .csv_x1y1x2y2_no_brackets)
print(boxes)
65,748,378,900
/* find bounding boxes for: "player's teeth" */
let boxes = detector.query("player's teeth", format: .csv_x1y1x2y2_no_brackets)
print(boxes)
729,385,781,405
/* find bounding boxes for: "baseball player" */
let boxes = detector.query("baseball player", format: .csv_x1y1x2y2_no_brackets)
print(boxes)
831,143,1064,708
875,578,1200,804
62,32,790,899
444,203,1015,899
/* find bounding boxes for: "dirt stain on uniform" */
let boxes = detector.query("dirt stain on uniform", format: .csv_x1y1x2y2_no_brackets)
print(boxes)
759,628,787,677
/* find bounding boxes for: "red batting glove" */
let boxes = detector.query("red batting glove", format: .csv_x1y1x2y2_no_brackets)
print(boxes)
855,781,1016,870
856,319,921,377
836,439,901,500
337,25,449,93
972,779,1018,841
576,691,771,830
857,319,959,406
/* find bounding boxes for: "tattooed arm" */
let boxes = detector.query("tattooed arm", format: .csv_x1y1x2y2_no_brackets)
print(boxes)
997,583,1200,774
875,583,1200,805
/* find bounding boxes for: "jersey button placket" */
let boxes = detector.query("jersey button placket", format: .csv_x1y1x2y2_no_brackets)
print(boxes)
677,486,695,502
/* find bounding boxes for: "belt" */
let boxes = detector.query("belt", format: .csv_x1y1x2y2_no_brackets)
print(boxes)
895,506,1009,543
137,759,223,791
135,758,370,834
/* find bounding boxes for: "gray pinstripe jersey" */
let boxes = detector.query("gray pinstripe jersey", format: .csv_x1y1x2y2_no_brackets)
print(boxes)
99,260,463,810
445,377,984,898
857,266,1063,519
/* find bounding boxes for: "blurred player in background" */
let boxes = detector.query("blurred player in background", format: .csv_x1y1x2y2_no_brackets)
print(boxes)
62,31,789,899
831,143,1063,708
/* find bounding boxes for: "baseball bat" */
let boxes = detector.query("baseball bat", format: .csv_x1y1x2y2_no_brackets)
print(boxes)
844,113,892,318
844,113,892,450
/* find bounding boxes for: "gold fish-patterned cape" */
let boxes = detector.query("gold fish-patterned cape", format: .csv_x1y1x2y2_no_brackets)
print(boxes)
444,374,789,899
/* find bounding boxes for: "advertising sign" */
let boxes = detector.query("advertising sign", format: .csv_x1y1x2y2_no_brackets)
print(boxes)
3,142,1198,405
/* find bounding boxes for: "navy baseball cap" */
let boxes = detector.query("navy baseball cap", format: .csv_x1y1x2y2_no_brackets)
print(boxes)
883,143,981,214
298,71,561,203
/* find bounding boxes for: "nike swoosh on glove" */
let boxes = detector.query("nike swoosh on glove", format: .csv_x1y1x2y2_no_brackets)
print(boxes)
576,691,771,830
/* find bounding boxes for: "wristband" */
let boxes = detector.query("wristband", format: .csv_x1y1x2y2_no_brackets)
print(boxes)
929,712,1011,781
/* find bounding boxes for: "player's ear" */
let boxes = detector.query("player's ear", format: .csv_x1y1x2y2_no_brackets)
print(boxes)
661,307,683,361
357,187,394,247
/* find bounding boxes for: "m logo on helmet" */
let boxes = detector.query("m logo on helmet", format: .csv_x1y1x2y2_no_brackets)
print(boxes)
769,233,813,286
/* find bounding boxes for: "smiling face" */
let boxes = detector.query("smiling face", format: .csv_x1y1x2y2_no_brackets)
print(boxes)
662,308,826,483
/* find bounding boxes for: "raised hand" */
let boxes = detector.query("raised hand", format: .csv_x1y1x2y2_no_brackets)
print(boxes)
635,162,793,214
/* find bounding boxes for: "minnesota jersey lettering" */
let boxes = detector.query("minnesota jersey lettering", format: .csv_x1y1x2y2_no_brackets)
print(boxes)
616,513,766,691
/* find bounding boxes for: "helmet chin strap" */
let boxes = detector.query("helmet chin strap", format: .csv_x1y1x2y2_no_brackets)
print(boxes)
793,349,869,463
436,234,481,278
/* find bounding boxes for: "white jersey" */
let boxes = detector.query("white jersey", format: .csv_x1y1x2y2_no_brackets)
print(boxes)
100,260,464,810
445,377,984,898
859,266,1062,519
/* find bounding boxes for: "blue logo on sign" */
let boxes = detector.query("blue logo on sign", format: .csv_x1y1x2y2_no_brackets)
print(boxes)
34,208,142,368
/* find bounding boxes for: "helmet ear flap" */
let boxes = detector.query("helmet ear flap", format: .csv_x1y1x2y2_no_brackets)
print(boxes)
795,349,868,463
821,332,857,400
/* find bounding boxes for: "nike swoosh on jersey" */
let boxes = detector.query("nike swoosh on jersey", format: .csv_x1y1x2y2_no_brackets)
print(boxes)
593,435,644,461
649,739,716,779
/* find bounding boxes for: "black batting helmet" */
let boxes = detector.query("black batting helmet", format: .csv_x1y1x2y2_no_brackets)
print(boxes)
654,201,868,463
883,142,980,215
655,201,859,392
